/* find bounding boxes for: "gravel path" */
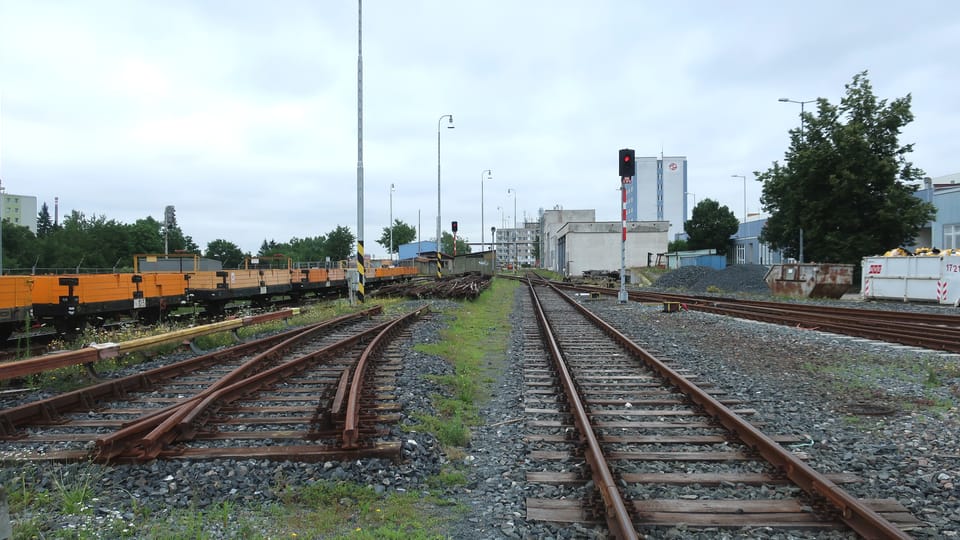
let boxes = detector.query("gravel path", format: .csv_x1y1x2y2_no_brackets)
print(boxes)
3,284,959,538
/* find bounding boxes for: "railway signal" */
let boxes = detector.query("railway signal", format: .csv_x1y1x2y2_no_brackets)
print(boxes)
618,148,635,178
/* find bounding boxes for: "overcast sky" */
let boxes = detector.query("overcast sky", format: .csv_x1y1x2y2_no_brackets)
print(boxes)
1,1,957,256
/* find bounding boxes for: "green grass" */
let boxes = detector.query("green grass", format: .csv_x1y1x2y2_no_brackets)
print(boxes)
411,277,518,449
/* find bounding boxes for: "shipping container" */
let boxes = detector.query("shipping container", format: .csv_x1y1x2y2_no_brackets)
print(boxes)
861,255,960,306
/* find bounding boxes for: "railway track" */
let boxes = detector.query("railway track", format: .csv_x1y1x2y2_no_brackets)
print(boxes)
551,281,960,354
521,279,921,538
0,305,428,463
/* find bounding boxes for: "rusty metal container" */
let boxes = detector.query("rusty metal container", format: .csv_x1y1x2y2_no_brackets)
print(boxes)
764,263,854,298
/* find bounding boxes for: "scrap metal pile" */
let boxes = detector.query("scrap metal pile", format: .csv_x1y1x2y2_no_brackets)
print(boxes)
373,272,492,301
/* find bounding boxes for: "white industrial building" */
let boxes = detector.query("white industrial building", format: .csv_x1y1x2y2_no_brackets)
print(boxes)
627,156,687,239
555,221,669,277
539,208,596,273
1,191,38,234
538,208,669,276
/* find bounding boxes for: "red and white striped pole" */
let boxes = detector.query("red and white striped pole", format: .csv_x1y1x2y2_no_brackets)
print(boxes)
617,148,634,304
619,176,628,303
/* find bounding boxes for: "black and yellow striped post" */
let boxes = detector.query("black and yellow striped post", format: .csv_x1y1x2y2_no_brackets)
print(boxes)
356,241,365,302
436,251,442,279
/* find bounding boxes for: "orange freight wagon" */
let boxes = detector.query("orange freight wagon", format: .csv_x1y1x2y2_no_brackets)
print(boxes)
0,275,35,340
31,273,189,332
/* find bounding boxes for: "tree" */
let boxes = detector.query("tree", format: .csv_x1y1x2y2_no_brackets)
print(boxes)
759,71,936,263
440,231,471,255
325,226,355,262
668,238,689,252
128,217,165,255
683,199,739,256
205,239,245,269
1,221,39,271
36,203,54,238
376,220,417,255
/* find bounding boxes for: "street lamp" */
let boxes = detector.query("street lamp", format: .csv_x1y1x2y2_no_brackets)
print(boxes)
507,188,517,270
778,97,816,139
437,114,454,262
389,183,395,263
480,169,492,252
730,175,746,223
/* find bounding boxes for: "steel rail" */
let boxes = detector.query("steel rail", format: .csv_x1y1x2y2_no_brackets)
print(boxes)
130,308,418,459
334,305,429,448
545,280,912,539
551,281,960,353
642,291,960,328
526,280,638,540
662,298,960,353
0,308,303,381
91,307,383,460
2,310,371,439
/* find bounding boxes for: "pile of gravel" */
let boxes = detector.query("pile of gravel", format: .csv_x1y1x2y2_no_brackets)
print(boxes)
652,263,773,294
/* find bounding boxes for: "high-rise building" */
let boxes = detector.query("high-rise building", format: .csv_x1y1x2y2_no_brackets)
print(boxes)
1,191,38,234
625,156,687,239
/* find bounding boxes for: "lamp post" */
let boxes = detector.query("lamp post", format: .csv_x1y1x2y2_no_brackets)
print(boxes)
480,169,492,252
778,98,814,263
389,183,395,263
507,188,517,270
778,97,816,140
437,114,454,274
730,175,746,223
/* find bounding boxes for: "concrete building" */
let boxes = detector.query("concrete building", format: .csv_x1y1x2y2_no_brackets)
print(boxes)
556,221,669,277
539,208,596,273
730,216,785,265
628,156,687,239
494,221,537,269
914,174,960,250
1,192,38,234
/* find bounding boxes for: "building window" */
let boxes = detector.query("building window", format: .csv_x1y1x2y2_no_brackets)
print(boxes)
945,224,960,249
736,243,746,265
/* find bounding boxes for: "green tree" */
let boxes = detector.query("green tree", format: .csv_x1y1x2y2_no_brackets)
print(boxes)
759,71,936,262
668,238,689,252
376,220,417,255
258,239,282,257
205,239,245,269
683,199,739,256
128,217,165,255
1,221,39,271
440,231,471,255
325,226,355,262
36,203,54,238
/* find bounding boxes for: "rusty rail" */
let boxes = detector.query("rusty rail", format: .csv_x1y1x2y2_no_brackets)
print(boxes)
526,280,638,540
334,306,428,448
0,309,303,381
94,307,386,460
542,280,912,539
550,281,960,354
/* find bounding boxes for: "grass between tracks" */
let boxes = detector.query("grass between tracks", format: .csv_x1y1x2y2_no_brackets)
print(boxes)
4,282,518,539
410,276,518,452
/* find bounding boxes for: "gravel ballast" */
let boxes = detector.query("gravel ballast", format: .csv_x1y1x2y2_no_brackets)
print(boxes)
2,277,959,538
